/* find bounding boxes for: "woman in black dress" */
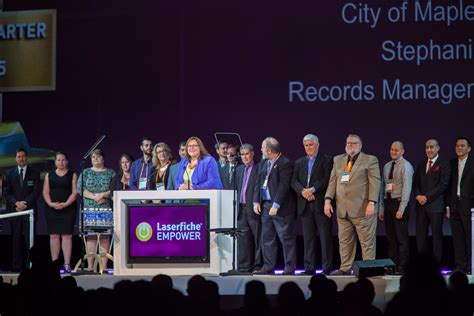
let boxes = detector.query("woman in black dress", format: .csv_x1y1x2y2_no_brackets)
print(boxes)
43,152,78,272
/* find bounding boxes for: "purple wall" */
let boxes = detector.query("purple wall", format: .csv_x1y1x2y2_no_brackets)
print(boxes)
3,0,473,235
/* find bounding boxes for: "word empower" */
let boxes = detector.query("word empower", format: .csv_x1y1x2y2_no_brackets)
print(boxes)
156,221,202,241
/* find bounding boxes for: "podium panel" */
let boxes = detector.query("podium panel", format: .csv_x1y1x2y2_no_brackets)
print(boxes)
113,190,234,275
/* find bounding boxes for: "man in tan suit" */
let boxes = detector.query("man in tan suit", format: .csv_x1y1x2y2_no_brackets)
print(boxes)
324,134,381,275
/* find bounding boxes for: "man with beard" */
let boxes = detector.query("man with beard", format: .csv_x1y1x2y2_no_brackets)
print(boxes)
413,138,450,264
129,137,154,190
325,134,381,275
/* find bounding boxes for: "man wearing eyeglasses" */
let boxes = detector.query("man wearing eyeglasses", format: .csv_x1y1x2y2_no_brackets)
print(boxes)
324,134,381,275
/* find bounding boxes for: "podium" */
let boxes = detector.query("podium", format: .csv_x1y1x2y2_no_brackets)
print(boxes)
113,190,234,275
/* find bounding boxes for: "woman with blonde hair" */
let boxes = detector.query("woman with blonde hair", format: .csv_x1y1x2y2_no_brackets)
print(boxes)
149,143,175,190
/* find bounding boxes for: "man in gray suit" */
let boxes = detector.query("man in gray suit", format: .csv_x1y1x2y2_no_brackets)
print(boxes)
324,134,381,275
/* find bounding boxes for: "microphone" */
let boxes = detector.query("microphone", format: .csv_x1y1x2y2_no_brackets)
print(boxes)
184,162,191,190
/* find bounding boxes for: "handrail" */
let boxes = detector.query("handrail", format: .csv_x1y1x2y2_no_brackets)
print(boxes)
0,209,34,267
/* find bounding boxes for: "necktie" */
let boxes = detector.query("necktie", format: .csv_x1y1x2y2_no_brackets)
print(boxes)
388,161,395,180
347,157,353,172
387,161,395,199
229,163,235,186
241,166,250,204
19,168,24,187
427,160,433,174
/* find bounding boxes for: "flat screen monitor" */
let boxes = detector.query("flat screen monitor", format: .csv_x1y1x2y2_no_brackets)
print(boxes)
126,203,210,264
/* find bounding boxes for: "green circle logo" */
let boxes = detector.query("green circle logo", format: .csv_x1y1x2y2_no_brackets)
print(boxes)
136,222,153,242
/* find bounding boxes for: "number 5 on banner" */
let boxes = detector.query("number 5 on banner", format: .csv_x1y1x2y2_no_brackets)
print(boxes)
0,60,5,76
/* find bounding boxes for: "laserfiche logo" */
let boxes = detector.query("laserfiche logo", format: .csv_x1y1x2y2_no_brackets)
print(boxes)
136,222,153,242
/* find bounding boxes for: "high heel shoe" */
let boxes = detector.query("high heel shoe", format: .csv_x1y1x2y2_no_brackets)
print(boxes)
64,264,71,273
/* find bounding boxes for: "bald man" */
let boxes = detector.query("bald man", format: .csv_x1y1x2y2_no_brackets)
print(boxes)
413,139,450,264
253,137,297,275
379,141,414,274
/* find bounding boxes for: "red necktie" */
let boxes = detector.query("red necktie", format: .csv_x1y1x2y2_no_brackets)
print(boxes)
426,160,433,174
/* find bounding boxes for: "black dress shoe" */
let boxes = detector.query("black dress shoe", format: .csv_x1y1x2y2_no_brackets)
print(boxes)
322,270,332,275
253,268,273,275
302,269,314,275
282,270,295,275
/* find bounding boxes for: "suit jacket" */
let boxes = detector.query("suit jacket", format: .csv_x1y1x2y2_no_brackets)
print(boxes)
175,155,223,190
220,162,240,190
446,155,474,215
325,152,381,218
4,166,41,213
148,166,171,190
253,154,295,217
235,161,259,216
291,153,333,216
413,156,450,213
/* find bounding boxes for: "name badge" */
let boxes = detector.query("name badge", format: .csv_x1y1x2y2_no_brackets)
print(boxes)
385,180,394,193
139,177,147,190
156,183,165,191
262,179,268,190
340,172,350,184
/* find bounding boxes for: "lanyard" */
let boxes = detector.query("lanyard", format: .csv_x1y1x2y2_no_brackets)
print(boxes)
139,160,149,179
264,153,281,182
155,163,169,185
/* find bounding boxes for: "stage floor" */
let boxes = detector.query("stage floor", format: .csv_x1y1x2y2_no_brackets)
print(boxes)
1,272,472,311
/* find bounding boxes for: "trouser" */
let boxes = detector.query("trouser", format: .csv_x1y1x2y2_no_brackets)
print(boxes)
337,214,377,272
301,204,333,272
260,201,297,272
384,199,409,269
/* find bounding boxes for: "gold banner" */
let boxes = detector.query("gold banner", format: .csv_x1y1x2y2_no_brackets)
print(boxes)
0,9,56,92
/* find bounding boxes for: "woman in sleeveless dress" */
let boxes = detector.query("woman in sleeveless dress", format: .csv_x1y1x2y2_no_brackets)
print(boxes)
43,152,78,272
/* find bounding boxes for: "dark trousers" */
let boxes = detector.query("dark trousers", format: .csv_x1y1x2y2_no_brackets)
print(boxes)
450,199,472,273
416,208,443,263
237,203,262,271
301,204,333,272
10,216,32,270
261,201,297,272
384,199,409,269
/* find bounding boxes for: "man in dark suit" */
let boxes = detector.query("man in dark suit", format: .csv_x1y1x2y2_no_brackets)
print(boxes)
253,137,296,275
220,144,241,190
3,148,41,271
235,144,261,272
446,137,474,273
413,139,450,264
291,134,333,275
215,141,229,186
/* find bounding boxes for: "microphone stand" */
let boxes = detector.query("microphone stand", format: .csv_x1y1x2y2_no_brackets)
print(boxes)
72,135,106,275
220,155,251,276
210,132,250,276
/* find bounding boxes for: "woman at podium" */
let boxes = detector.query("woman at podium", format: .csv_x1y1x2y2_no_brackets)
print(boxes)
175,136,223,190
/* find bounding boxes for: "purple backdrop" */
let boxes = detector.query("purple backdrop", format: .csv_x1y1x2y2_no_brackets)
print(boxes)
3,0,473,235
